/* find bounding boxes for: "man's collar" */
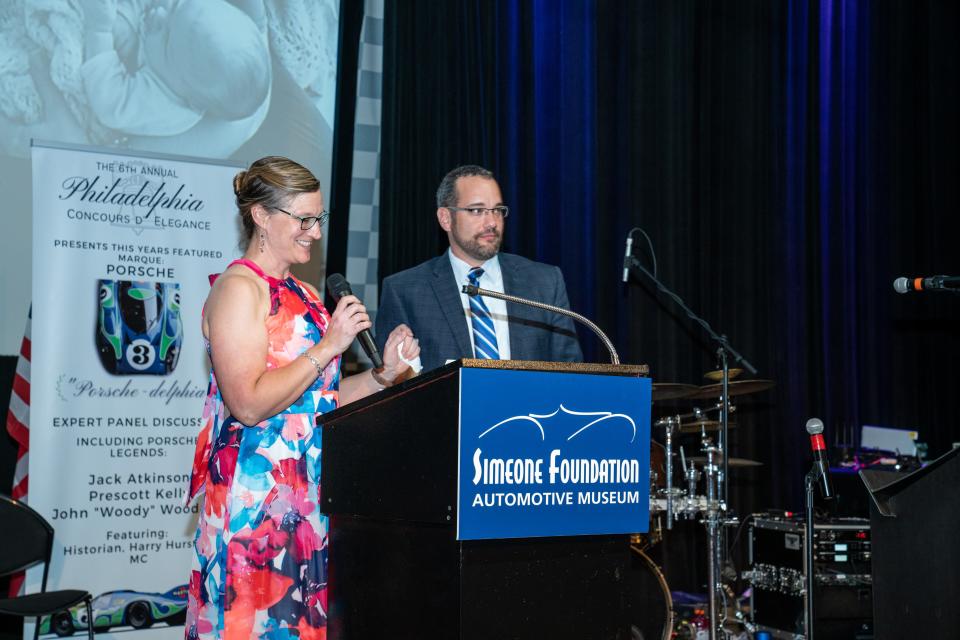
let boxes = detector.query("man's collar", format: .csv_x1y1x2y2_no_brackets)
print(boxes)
447,248,502,282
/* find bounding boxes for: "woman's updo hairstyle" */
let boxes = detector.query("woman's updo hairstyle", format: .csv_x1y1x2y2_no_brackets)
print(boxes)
234,156,321,247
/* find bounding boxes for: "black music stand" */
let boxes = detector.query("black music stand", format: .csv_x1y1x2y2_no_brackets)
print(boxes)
860,446,960,639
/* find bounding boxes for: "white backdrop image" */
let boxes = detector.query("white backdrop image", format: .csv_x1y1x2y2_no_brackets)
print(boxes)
0,0,341,354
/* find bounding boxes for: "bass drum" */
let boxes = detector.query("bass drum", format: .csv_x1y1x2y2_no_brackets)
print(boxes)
626,545,674,640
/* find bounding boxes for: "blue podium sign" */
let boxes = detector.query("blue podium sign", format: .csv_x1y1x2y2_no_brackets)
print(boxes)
456,368,651,540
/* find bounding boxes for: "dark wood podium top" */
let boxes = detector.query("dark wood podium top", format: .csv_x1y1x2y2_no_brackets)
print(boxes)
321,358,648,424
455,358,648,375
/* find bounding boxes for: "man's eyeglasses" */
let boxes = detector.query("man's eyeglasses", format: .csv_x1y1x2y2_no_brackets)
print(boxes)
446,206,509,219
273,206,330,230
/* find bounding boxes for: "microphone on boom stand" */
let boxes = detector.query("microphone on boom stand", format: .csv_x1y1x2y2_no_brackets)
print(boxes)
622,228,760,640
803,416,835,640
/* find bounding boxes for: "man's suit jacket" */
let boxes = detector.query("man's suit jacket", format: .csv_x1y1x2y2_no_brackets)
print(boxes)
375,252,583,372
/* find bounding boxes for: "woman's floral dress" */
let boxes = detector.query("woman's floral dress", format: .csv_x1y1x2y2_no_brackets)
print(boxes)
185,259,340,640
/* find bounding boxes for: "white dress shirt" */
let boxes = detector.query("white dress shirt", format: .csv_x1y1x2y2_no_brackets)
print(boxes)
448,250,512,360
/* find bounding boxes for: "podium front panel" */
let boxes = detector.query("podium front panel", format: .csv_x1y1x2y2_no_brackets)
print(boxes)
457,367,651,540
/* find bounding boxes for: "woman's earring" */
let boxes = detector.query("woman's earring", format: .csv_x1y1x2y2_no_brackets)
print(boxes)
259,231,265,253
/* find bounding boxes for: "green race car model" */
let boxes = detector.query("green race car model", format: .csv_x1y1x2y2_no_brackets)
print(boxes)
40,584,188,636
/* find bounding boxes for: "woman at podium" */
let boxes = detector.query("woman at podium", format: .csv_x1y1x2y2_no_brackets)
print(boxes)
183,156,419,640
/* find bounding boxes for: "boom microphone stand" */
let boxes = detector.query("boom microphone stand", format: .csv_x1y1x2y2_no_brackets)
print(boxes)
624,248,758,640
803,417,833,640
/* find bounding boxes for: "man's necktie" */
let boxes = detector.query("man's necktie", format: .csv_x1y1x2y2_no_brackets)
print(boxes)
467,267,500,359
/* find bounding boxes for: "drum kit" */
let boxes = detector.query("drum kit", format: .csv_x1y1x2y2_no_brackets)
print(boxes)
630,369,774,640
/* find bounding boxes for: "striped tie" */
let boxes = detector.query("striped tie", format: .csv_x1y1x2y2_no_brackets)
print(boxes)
467,267,500,359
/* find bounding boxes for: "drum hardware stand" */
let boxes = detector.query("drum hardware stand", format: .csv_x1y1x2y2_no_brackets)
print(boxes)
656,415,693,529
680,447,700,510
663,415,678,528
625,248,759,640
702,445,723,640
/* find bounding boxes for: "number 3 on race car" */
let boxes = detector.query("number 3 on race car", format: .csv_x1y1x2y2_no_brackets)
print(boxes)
125,338,156,371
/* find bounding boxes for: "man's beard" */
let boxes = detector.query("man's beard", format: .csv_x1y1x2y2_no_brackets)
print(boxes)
460,230,502,261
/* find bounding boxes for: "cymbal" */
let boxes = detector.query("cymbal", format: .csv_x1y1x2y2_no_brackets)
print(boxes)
688,456,763,468
678,420,737,434
690,379,775,399
651,383,699,401
703,368,743,382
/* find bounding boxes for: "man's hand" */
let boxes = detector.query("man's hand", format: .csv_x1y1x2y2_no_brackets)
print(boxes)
378,324,420,384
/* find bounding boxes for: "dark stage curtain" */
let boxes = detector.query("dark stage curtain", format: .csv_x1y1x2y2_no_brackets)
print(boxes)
379,0,960,590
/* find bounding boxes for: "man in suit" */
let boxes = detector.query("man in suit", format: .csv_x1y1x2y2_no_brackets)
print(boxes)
375,165,583,372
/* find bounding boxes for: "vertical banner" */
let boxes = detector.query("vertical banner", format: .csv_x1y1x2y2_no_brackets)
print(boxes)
28,142,242,639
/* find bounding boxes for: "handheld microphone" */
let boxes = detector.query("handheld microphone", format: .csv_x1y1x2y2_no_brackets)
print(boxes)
805,418,833,499
325,273,384,369
622,233,634,283
893,275,960,293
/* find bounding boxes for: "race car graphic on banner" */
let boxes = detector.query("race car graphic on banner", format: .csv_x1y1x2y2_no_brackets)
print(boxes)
39,584,188,637
96,281,182,375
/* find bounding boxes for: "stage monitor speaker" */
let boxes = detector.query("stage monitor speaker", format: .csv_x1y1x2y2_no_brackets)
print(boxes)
860,446,960,639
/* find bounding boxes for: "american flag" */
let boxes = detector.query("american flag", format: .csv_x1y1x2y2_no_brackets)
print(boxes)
5,309,30,596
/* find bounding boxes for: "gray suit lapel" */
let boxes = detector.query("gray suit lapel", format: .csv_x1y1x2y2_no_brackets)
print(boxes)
430,256,473,358
500,254,532,360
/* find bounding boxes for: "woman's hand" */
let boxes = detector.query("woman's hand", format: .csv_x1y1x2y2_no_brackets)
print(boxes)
321,294,372,357
377,324,420,385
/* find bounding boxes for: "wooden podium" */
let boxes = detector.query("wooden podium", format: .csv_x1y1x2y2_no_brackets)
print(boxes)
319,359,648,639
